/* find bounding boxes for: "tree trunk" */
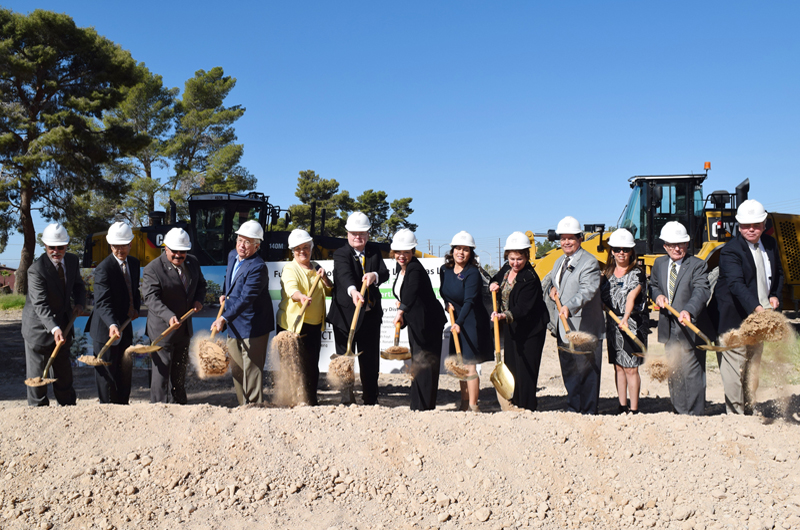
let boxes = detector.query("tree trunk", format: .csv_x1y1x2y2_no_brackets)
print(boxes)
14,182,37,296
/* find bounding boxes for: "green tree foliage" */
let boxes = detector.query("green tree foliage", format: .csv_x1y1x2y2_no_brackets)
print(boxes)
288,170,354,237
0,9,146,294
165,67,255,220
355,190,417,242
535,239,557,259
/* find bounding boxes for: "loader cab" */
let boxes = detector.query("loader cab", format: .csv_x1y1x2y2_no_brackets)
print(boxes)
618,174,706,256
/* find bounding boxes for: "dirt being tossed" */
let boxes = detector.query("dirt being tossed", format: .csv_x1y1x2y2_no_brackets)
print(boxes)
327,355,355,388
190,335,230,379
722,310,795,347
444,356,470,378
644,356,669,382
270,331,306,407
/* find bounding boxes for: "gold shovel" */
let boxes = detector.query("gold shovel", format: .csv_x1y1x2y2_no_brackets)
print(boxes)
381,322,411,360
445,305,470,379
125,308,196,355
554,293,598,354
78,318,132,366
603,306,646,356
25,313,79,387
344,280,369,357
489,291,515,400
659,301,731,351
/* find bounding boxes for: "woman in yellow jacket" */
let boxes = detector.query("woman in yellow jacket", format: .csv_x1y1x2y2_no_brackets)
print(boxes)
276,229,332,405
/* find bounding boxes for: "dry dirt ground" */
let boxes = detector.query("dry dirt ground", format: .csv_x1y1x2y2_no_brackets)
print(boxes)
1,308,800,530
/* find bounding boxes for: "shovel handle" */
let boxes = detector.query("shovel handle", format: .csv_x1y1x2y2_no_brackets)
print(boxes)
660,301,712,344
553,293,572,333
96,318,132,361
210,300,225,339
292,274,323,333
394,321,401,346
41,340,66,379
448,306,462,354
346,280,369,353
604,306,646,357
492,291,501,356
152,308,196,347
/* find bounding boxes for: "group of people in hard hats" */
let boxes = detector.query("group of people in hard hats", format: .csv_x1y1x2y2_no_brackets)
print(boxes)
23,197,782,415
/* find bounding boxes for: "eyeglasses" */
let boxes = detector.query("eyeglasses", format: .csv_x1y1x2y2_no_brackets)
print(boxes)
611,247,632,253
47,246,66,251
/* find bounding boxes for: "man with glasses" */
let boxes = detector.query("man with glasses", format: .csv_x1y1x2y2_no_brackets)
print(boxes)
211,220,273,405
22,223,85,406
142,228,206,403
709,200,784,415
327,212,389,405
86,221,141,404
650,221,712,415
543,216,605,414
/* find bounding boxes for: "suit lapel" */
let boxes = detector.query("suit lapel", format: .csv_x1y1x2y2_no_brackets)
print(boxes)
674,257,691,291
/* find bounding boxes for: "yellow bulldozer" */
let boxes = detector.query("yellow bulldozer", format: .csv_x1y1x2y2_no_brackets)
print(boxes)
529,162,800,310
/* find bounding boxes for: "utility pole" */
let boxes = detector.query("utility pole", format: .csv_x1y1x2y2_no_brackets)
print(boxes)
498,238,502,267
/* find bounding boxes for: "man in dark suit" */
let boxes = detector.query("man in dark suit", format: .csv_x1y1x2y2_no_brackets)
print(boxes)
326,212,389,405
650,222,712,415
86,221,141,404
141,228,206,404
22,223,85,406
211,220,273,405
709,200,784,415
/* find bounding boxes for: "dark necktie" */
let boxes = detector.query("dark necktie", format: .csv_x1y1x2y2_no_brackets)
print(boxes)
558,256,570,287
57,262,66,291
177,265,189,293
121,261,135,319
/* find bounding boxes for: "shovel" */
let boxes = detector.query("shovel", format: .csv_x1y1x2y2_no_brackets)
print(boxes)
659,301,731,351
489,290,515,400
554,293,598,354
603,306,646,356
126,308,196,355
344,279,369,357
78,318,132,367
381,322,411,360
445,305,470,379
290,274,323,334
25,313,80,387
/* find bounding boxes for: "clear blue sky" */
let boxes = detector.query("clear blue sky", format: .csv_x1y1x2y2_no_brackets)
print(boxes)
2,1,798,268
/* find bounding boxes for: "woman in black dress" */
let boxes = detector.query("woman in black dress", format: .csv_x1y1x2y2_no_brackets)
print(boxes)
489,231,549,411
440,231,492,411
391,229,447,410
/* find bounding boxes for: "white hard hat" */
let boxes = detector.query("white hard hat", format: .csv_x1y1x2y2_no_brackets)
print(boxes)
659,221,690,243
736,199,768,224
235,220,264,241
555,216,582,235
391,229,418,251
450,231,476,248
41,223,70,246
504,231,531,251
288,229,313,249
607,229,635,248
345,212,371,232
163,228,191,251
106,221,134,245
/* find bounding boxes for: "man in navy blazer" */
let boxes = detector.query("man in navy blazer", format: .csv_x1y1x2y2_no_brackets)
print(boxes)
212,220,273,405
708,200,784,415
326,212,389,405
86,222,140,404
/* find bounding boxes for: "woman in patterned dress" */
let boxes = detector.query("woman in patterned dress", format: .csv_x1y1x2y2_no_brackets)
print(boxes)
601,229,647,414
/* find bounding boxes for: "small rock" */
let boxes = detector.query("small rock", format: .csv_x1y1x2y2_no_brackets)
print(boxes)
465,459,478,469
474,507,491,522
438,513,450,522
436,492,450,508
125,485,137,495
126,453,139,461
672,506,693,521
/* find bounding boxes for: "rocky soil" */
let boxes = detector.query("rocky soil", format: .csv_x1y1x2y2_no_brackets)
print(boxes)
1,309,799,530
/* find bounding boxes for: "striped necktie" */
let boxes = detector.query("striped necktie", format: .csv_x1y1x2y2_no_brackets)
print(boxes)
668,262,677,305
177,265,189,293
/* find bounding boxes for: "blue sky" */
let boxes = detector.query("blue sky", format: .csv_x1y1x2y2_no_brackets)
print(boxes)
1,1,798,269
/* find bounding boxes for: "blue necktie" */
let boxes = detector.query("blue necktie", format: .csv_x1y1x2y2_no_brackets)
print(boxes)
231,258,242,284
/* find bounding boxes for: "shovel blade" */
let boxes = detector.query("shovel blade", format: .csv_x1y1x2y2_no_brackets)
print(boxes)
490,363,515,401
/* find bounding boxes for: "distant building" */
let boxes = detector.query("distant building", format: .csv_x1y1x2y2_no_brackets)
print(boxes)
0,265,17,293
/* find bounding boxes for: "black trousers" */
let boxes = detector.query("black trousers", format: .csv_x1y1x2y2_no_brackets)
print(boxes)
94,337,133,404
408,327,443,411
277,323,322,406
332,310,381,404
25,340,76,406
150,339,190,404
557,339,602,415
504,327,546,411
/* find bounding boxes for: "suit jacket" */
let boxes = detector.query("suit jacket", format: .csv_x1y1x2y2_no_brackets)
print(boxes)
22,252,86,348
86,254,141,342
223,249,273,339
491,262,549,340
141,252,207,345
327,243,389,332
541,247,605,342
393,258,446,342
650,255,712,346
708,233,784,335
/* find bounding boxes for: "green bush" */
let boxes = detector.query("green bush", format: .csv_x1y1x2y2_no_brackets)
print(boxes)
0,294,25,310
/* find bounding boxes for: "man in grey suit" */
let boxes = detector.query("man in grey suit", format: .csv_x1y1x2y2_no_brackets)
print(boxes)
542,216,605,414
141,228,206,404
22,223,85,406
650,221,712,415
